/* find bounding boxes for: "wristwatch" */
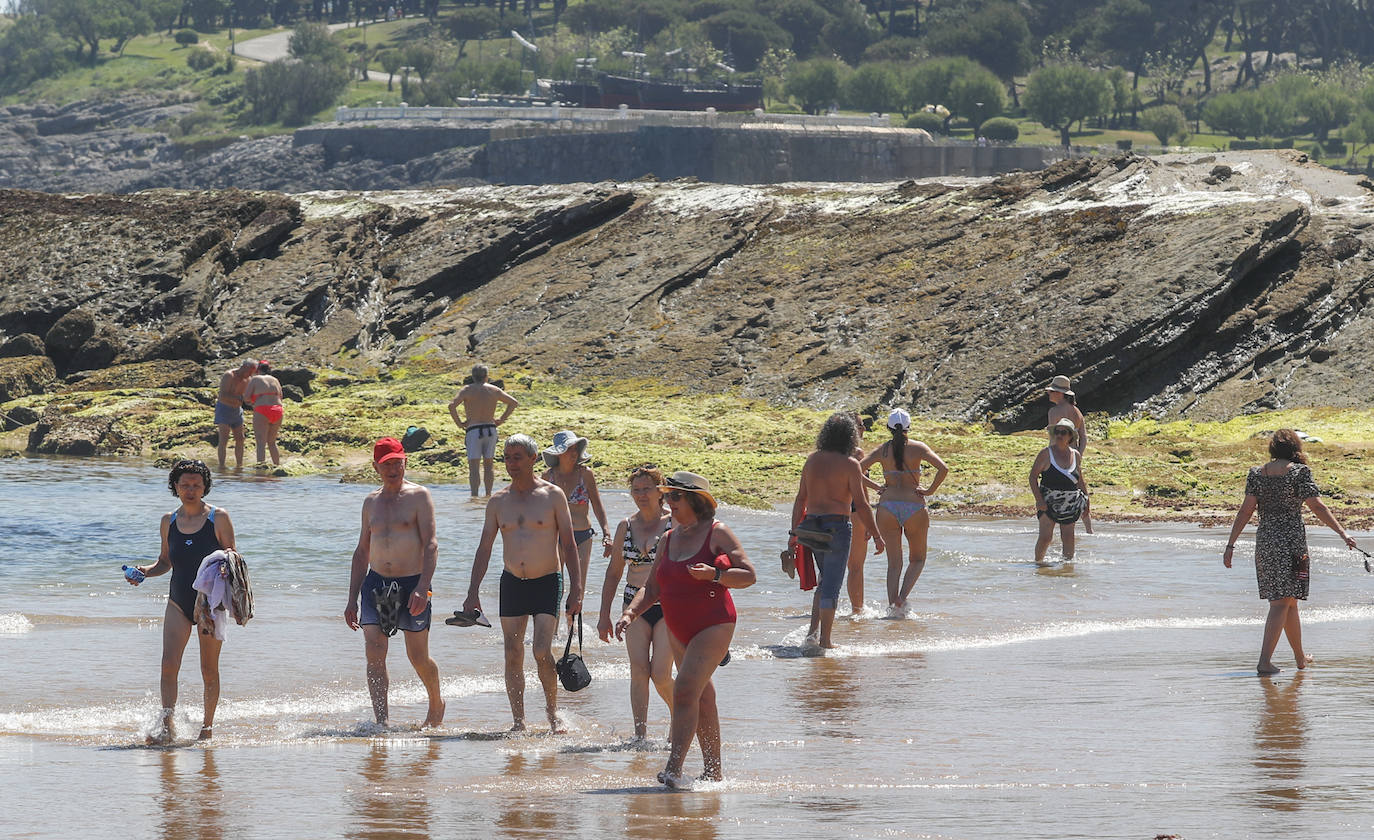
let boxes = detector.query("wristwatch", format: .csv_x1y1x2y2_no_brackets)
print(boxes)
713,567,723,582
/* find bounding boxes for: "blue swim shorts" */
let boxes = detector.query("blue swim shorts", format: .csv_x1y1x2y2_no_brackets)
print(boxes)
214,402,244,428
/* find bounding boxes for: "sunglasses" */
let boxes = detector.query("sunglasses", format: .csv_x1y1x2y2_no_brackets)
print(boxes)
664,490,688,501
1053,429,1072,437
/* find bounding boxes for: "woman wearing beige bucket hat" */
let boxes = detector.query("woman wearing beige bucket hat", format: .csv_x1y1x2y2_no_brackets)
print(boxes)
1046,375,1086,456
541,430,611,592
615,470,757,789
1030,419,1092,564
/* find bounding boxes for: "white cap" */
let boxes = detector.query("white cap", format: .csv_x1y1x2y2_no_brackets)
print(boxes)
887,408,912,430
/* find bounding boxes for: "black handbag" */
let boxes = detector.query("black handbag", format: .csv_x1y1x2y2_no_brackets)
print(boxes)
556,613,592,692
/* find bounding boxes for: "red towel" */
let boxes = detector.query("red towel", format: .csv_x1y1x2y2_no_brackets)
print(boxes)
795,544,817,591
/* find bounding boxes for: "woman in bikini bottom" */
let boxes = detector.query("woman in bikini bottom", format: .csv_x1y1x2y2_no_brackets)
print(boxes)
860,409,950,610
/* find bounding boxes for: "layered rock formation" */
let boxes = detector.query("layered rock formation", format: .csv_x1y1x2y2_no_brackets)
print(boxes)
2,149,1371,429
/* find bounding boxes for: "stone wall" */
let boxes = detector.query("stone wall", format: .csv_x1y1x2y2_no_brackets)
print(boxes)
294,122,1048,183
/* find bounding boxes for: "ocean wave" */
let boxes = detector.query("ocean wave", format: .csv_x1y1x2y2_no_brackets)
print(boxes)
0,613,34,634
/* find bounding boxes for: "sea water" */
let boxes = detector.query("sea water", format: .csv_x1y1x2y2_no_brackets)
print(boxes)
2,455,1373,839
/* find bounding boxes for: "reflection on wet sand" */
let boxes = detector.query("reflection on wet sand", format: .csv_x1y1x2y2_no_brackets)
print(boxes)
347,739,440,840
1252,671,1307,813
624,786,721,840
156,748,223,840
496,751,562,837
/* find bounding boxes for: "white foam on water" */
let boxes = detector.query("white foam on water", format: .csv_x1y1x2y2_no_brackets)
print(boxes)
746,604,1374,661
0,612,34,634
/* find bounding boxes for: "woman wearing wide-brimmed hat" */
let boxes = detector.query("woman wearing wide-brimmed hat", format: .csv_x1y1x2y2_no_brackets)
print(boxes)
616,471,757,789
540,430,611,591
859,409,949,610
1046,375,1086,455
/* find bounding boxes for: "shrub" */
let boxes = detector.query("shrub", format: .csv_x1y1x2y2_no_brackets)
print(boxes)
175,29,199,48
979,116,1019,141
243,58,350,126
906,110,944,133
1325,138,1347,155
1230,139,1261,150
1140,104,1188,146
1115,138,1133,150
219,55,236,75
186,48,217,71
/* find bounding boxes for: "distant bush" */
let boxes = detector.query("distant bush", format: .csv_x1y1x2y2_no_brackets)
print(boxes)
186,48,217,71
979,116,1019,141
1230,139,1261,150
243,58,349,125
1140,104,1188,146
175,29,199,48
219,55,236,75
906,110,944,133
1232,137,1295,151
1115,138,1133,150
177,108,219,136
1325,138,1347,155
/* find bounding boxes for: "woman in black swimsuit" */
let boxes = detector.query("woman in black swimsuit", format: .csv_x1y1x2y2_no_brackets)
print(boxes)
127,459,237,743
597,465,674,740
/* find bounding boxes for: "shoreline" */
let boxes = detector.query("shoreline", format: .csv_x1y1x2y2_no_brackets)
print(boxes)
3,365,1372,529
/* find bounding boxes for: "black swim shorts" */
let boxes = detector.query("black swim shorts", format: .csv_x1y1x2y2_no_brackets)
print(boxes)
499,570,561,618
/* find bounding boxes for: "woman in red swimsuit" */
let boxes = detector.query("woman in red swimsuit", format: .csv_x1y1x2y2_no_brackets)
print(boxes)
616,471,756,789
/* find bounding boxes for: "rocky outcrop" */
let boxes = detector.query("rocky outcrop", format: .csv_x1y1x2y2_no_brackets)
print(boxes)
63,359,207,392
2,150,1372,423
26,405,142,455
0,355,58,401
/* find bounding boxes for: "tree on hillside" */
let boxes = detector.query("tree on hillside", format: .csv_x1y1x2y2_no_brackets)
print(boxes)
35,0,151,64
379,48,402,91
702,10,792,71
757,46,795,106
924,1,1030,104
841,61,901,114
1298,83,1355,142
0,14,72,93
762,0,830,59
948,62,1005,128
1024,63,1113,146
289,21,346,66
1140,103,1186,146
906,55,981,120
785,56,846,114
815,0,877,64
447,7,501,58
1089,0,1154,90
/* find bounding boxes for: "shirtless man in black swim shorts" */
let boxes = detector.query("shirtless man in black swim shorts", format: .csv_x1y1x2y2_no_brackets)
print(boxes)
463,434,582,732
344,437,445,728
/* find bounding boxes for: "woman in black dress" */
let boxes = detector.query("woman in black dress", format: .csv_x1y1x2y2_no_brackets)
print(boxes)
1222,430,1358,675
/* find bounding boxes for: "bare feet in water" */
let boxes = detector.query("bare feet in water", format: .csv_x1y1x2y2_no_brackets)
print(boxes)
1257,661,1281,675
197,725,213,741
509,720,526,733
422,700,446,729
1297,654,1314,669
548,712,567,734
657,769,692,790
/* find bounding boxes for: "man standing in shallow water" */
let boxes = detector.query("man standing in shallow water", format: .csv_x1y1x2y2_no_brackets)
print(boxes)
792,413,884,648
344,437,445,728
463,434,583,732
449,364,519,497
214,360,257,471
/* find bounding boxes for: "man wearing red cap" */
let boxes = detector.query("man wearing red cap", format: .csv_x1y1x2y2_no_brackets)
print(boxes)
344,437,445,728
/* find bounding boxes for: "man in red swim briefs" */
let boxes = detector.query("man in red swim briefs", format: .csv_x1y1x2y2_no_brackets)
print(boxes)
463,434,583,733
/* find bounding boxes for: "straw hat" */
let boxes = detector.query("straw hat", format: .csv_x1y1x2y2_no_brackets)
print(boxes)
542,430,589,467
887,408,912,430
658,471,717,509
1046,375,1074,396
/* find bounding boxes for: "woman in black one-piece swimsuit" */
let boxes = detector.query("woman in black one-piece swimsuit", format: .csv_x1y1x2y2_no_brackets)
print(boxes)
127,459,237,744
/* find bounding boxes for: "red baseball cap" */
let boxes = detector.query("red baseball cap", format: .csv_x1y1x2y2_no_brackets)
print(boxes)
373,437,406,463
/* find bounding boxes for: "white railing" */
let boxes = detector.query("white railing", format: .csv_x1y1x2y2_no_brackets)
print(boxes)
333,104,892,129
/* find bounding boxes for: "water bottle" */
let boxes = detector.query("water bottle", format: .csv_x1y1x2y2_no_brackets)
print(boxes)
122,565,145,583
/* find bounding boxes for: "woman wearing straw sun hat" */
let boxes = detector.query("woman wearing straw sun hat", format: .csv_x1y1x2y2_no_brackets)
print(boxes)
1046,375,1086,456
616,471,757,789
541,430,611,594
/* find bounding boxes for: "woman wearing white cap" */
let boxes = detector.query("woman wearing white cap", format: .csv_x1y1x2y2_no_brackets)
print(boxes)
541,430,611,591
859,409,949,610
